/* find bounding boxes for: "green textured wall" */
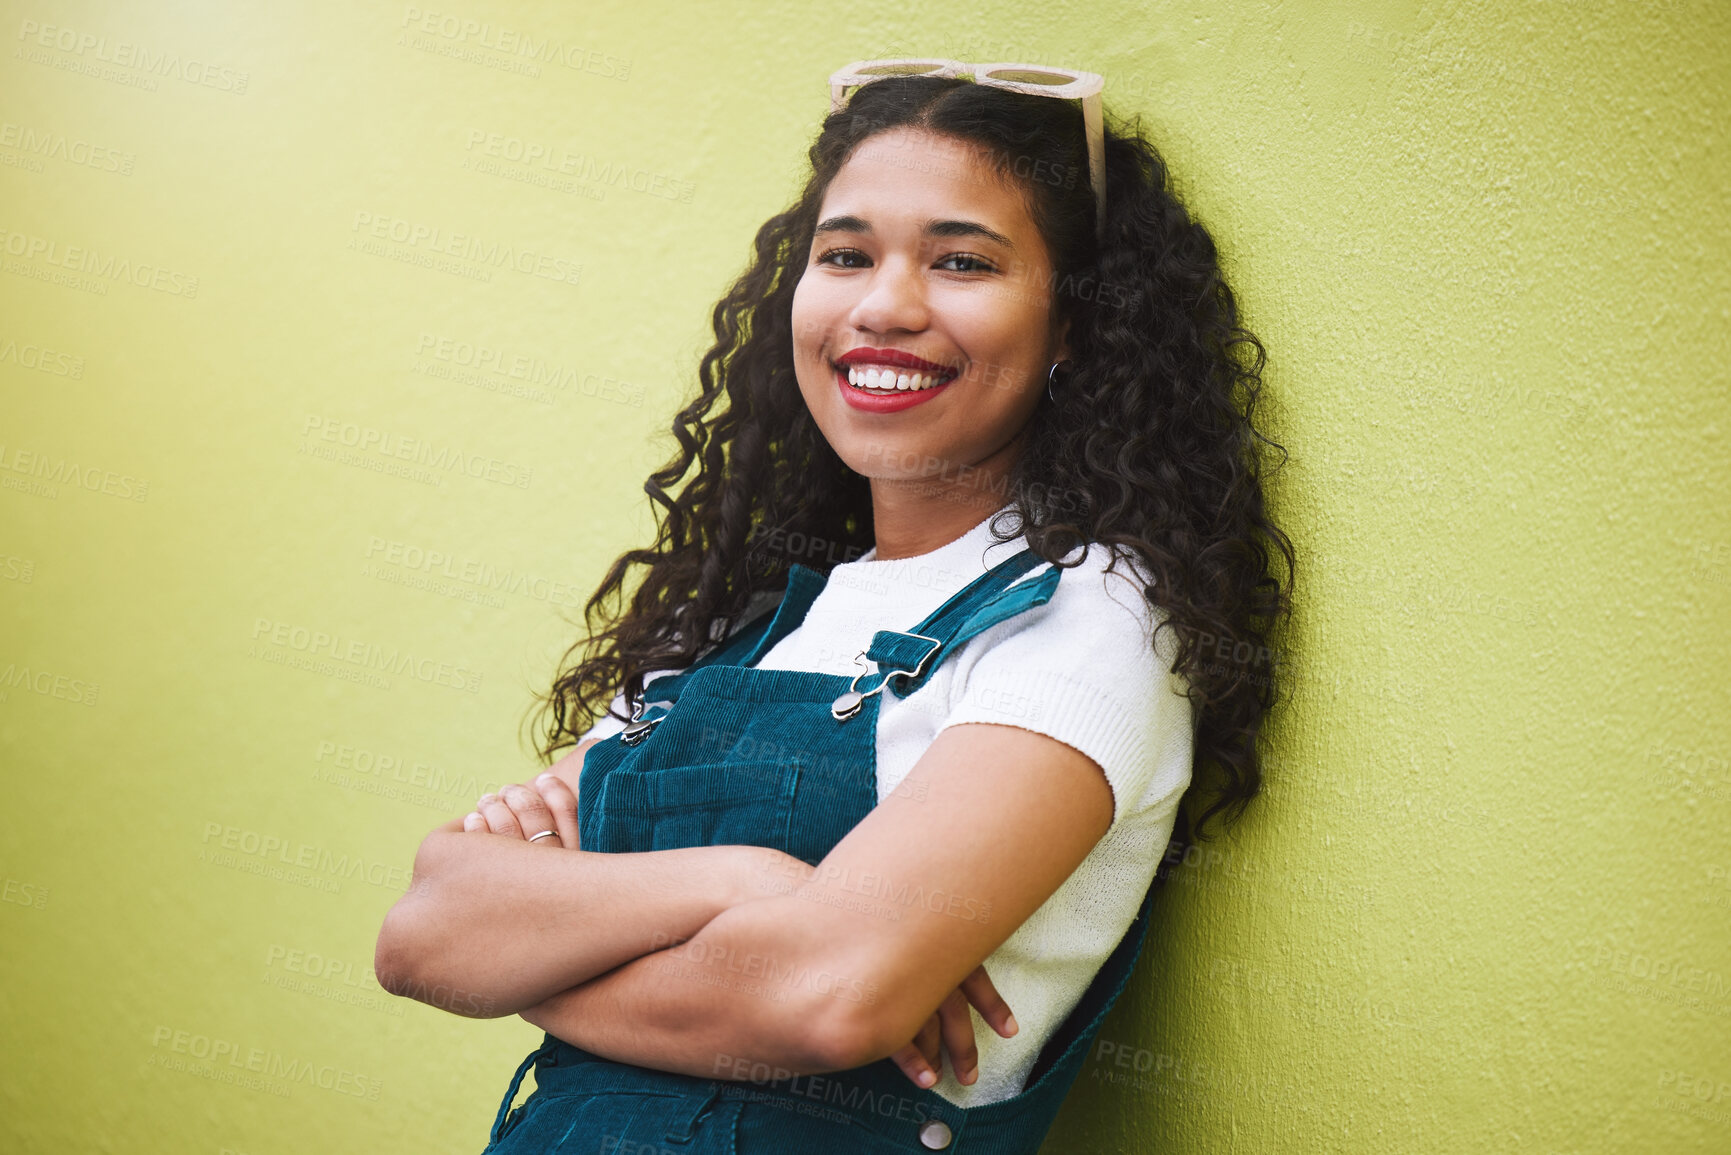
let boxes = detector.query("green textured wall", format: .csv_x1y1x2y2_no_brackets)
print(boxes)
3,1,1727,1151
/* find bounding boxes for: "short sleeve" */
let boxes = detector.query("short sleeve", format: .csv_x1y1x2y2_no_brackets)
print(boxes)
934,548,1194,832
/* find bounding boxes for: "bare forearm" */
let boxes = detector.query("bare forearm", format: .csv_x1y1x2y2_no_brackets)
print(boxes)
378,834,771,1017
519,890,863,1079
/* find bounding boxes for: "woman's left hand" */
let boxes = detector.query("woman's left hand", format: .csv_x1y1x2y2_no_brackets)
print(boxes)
463,774,579,850
889,963,1018,1089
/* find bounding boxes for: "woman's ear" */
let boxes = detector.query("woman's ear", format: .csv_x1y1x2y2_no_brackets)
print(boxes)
1053,315,1073,364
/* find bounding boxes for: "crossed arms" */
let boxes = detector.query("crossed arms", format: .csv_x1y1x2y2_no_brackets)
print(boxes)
373,721,1114,1082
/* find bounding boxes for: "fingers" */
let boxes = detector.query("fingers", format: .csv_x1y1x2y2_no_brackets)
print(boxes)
888,971,1017,1091
935,988,981,1086
889,1012,944,1088
472,791,523,839
888,1042,929,1089
453,748,596,843
471,783,564,844
959,963,1018,1039
532,772,580,850
887,966,1021,1092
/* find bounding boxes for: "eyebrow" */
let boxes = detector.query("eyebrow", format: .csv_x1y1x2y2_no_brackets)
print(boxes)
813,215,1017,250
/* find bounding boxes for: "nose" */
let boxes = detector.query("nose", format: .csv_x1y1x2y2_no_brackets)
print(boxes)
847,255,929,335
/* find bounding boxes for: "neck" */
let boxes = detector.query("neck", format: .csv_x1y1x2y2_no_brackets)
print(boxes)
867,435,1023,561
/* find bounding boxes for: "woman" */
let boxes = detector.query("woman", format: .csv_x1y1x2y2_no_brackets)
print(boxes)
376,59,1293,1154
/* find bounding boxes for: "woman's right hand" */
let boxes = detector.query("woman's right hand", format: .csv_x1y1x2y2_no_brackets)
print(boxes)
889,963,1018,1089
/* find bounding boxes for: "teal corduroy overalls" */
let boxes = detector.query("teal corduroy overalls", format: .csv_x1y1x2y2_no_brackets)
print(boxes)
481,546,1161,1154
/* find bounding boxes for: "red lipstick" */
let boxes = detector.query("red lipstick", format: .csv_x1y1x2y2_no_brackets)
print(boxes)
835,347,957,374
831,347,958,414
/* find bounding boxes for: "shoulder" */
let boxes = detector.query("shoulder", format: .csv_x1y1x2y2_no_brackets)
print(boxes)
994,541,1178,675
938,541,1194,828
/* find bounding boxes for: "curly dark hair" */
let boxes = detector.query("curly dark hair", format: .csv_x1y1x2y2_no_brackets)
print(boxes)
526,74,1295,846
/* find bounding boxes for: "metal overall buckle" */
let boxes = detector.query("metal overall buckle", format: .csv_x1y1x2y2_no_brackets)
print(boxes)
619,698,674,746
830,632,942,721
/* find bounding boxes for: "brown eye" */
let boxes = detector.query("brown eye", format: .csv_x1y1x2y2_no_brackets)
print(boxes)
817,248,870,268
938,253,996,273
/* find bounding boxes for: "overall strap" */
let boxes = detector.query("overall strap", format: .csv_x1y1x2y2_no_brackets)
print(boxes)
735,563,830,668
626,563,830,708
624,546,1058,723
851,547,1061,699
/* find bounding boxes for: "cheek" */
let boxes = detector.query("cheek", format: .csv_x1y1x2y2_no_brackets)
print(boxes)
790,274,837,354
789,278,815,343
962,330,1046,396
950,294,1046,362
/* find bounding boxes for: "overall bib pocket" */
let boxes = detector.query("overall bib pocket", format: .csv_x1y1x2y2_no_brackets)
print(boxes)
585,759,802,856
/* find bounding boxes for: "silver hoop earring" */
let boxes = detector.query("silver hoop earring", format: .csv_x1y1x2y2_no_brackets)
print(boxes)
1047,361,1068,404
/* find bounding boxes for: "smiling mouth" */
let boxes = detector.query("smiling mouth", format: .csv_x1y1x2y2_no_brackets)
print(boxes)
833,362,959,393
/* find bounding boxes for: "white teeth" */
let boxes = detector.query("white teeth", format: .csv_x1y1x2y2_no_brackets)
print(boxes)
844,366,948,392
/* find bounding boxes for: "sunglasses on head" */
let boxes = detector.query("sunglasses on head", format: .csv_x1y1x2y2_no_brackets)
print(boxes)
827,58,1107,244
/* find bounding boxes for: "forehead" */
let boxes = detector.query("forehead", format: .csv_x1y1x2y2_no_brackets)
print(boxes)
821,127,1034,234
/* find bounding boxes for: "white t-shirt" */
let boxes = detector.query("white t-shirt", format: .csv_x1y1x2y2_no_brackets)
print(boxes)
577,504,1194,1107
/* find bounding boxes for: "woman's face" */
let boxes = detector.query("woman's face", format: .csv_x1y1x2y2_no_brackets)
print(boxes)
790,127,1070,497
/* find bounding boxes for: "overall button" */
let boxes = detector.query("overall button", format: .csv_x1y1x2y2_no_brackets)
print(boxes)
918,1119,953,1149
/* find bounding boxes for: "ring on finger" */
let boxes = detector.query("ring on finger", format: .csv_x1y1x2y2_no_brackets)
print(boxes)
527,829,562,845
